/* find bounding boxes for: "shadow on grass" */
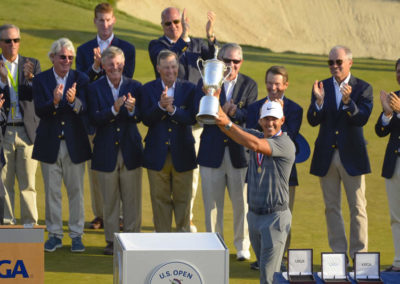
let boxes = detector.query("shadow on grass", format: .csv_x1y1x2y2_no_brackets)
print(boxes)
45,246,113,274
229,254,259,280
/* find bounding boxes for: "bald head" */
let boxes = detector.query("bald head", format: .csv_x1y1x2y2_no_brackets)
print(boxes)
161,7,182,42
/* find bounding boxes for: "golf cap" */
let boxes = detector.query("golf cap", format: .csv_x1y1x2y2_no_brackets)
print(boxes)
260,101,284,119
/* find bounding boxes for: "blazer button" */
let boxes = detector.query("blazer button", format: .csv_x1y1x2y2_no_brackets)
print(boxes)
58,135,62,139
115,141,119,145
117,128,120,132
347,111,351,116
335,131,339,135
61,121,65,125
53,111,56,115
332,145,336,148
165,141,170,145
224,139,228,143
168,128,172,132
134,116,137,120
381,127,384,131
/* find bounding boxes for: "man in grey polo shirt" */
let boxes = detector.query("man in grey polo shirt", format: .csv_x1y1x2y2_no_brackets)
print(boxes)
216,99,295,284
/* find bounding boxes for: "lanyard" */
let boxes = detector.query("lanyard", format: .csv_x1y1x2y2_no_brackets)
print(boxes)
5,63,18,94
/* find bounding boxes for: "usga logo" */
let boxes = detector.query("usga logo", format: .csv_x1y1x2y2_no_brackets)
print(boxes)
149,261,203,284
0,260,29,278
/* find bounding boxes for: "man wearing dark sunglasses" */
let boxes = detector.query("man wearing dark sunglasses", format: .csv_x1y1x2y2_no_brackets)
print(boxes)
148,7,217,84
307,45,373,266
194,43,257,262
0,24,41,226
149,6,218,234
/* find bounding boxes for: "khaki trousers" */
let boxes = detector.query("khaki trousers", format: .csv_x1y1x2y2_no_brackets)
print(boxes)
1,126,38,225
385,157,400,267
97,150,142,243
41,141,85,239
148,152,193,232
200,147,250,253
320,150,368,259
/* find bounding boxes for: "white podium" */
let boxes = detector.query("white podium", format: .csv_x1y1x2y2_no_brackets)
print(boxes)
114,232,229,284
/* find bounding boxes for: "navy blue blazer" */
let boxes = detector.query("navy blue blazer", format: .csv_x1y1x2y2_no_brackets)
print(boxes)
141,78,197,172
88,76,143,172
76,36,135,82
195,73,258,168
32,68,91,164
307,75,373,177
246,96,303,186
148,36,217,84
375,91,400,179
0,55,41,144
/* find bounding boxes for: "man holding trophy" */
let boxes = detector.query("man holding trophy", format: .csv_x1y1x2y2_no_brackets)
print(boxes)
195,43,258,261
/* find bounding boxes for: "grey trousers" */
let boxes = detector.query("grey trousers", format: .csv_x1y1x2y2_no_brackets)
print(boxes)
41,141,85,239
248,209,291,284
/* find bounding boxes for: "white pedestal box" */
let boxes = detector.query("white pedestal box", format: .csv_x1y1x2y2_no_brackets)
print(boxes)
113,232,229,284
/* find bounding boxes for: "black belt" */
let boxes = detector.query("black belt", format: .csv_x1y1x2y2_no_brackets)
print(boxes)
250,203,288,215
6,122,24,127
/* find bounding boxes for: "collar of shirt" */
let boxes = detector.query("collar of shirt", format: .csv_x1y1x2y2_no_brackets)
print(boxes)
161,80,176,97
106,75,123,100
223,75,238,102
332,73,351,109
97,33,114,52
267,94,285,101
52,67,69,86
165,35,190,44
2,54,19,66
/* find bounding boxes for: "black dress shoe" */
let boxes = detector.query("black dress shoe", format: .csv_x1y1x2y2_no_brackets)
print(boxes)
384,266,400,272
89,217,103,229
250,261,259,270
104,242,114,255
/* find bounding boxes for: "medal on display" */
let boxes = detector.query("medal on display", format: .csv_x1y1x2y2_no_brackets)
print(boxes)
256,153,263,174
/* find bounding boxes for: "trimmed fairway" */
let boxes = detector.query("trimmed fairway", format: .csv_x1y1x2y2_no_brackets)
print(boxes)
0,0,398,283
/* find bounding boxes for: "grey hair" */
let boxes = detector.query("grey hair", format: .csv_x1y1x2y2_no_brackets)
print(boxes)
157,49,178,65
161,7,180,23
217,43,243,61
329,45,352,60
101,46,125,65
0,24,20,40
48,38,75,59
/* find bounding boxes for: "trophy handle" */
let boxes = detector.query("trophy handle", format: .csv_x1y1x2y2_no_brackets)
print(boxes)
223,65,232,81
196,58,205,81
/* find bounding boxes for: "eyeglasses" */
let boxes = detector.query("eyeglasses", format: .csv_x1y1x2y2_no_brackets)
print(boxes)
223,58,242,64
58,55,74,61
328,59,343,66
1,38,20,44
164,19,181,26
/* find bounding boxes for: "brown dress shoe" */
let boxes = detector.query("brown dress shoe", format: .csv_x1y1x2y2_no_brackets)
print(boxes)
89,217,103,229
104,242,113,255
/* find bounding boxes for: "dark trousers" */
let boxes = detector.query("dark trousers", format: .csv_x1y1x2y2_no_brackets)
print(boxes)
0,196,4,225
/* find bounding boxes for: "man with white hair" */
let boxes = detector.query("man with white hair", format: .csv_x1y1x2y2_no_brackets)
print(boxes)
307,45,372,264
0,24,41,225
216,99,295,284
32,38,91,253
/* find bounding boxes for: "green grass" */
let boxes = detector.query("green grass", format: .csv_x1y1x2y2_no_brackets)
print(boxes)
0,0,398,283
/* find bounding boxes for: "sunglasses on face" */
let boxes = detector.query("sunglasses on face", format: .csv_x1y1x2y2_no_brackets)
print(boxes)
328,59,343,66
223,58,241,64
164,19,181,26
1,38,20,44
58,55,74,61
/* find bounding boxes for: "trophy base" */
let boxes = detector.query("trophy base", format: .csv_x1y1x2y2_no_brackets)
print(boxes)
196,114,218,125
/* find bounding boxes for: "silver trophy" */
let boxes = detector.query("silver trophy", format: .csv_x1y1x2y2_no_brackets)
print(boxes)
196,47,231,124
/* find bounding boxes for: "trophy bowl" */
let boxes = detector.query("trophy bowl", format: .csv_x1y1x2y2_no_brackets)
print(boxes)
196,55,231,124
